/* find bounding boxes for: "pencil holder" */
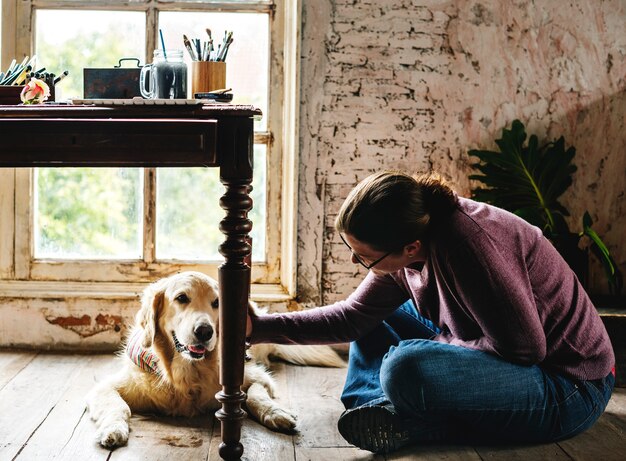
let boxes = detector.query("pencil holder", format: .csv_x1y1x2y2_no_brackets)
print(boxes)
191,61,226,96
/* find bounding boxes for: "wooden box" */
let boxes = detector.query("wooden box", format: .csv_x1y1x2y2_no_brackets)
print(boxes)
0,86,22,105
83,58,142,99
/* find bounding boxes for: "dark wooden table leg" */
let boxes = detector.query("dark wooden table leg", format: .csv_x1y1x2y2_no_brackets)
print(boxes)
215,116,254,460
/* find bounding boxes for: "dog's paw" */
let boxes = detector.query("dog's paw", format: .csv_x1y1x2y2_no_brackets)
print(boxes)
96,422,129,449
262,407,298,432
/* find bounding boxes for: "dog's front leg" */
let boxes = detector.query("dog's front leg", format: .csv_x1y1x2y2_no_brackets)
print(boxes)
86,381,132,449
245,382,297,432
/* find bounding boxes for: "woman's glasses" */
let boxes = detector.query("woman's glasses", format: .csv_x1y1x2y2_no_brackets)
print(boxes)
339,234,393,270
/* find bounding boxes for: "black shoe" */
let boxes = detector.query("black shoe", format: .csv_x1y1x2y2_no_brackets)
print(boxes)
337,402,415,454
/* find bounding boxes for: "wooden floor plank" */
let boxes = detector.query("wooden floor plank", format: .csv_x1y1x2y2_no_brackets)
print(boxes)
385,444,482,461
296,447,383,460
14,354,117,461
475,443,569,460
602,388,626,441
287,365,349,449
0,350,37,391
50,410,114,461
557,416,626,461
111,414,213,461
0,353,87,460
605,387,626,427
297,443,481,460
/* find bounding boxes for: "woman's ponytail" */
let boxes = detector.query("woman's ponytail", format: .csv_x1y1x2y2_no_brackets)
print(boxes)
415,173,458,219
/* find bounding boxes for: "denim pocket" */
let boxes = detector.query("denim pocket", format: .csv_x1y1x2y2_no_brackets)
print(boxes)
552,377,608,440
550,373,581,405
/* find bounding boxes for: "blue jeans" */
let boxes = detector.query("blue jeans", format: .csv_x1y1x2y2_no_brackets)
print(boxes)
341,300,615,443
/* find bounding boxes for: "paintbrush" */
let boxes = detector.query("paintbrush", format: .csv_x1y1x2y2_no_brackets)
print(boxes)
205,28,214,59
217,31,234,62
183,34,198,61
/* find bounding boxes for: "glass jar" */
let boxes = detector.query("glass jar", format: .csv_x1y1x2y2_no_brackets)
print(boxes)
140,49,187,99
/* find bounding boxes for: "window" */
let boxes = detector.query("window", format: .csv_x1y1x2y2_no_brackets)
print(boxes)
0,0,300,303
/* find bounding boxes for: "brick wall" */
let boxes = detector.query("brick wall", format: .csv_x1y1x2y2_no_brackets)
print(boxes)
297,0,626,305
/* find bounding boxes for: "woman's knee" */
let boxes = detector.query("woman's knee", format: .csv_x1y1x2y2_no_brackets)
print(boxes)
380,339,440,412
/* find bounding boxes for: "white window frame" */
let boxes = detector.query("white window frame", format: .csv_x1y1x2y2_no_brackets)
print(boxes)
0,0,300,303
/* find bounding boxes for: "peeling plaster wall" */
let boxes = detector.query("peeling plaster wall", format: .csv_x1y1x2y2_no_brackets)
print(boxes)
0,298,135,350
297,0,626,305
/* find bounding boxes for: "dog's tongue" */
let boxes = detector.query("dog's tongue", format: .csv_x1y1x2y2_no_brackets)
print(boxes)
188,344,206,354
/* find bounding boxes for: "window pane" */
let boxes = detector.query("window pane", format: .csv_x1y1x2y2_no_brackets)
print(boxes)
159,11,269,130
35,10,145,100
34,168,143,259
156,144,266,262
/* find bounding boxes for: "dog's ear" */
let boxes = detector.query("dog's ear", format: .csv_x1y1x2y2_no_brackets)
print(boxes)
137,282,165,348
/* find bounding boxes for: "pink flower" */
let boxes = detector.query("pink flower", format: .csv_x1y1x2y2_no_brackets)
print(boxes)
20,77,50,104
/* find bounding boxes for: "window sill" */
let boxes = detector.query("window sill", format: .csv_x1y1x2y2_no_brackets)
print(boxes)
0,279,292,303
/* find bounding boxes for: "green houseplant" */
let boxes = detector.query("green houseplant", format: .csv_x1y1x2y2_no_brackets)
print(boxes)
468,119,622,296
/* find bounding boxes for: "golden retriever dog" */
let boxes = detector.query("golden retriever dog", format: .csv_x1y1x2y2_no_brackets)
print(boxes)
86,271,344,448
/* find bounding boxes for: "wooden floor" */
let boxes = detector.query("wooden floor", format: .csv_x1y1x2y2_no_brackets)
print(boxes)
1,351,625,461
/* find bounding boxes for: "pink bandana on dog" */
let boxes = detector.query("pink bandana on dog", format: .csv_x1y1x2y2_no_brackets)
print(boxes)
126,329,160,375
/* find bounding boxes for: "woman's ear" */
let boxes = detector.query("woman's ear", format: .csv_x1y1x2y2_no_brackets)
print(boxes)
403,240,423,260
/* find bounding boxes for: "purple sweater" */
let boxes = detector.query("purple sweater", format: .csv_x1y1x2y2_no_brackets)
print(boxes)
252,198,615,381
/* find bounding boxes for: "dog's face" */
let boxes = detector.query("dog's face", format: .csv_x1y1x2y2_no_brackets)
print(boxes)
138,271,220,361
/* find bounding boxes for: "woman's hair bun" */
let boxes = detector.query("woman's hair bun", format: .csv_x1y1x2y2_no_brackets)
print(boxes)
415,173,458,218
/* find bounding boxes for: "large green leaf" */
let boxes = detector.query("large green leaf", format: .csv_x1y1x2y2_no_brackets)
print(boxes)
581,212,622,295
469,119,572,235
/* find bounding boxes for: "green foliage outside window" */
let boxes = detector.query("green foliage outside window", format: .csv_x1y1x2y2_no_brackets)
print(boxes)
36,16,145,100
157,148,267,262
36,168,142,258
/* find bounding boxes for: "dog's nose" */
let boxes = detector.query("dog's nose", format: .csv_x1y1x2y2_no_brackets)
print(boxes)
194,323,214,342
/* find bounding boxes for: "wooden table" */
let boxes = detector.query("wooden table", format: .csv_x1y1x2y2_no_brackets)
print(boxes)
0,103,262,460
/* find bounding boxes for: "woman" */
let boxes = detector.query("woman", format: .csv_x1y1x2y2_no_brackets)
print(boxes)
247,171,615,454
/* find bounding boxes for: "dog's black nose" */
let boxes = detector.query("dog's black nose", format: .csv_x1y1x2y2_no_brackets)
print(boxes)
194,323,214,342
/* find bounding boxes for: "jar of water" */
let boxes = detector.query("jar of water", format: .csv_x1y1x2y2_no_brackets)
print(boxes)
140,49,187,99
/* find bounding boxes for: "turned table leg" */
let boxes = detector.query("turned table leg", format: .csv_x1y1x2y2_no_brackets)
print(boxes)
215,116,254,460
